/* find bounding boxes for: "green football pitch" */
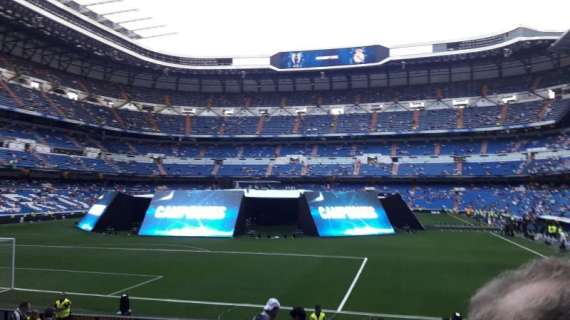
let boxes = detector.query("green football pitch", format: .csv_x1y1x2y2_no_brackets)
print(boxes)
0,215,562,320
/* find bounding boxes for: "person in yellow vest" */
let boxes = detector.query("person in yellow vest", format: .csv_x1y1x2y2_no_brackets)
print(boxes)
309,305,325,320
54,292,71,320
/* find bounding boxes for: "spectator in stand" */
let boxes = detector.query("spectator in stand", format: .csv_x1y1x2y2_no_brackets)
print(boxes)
468,258,570,320
253,298,280,320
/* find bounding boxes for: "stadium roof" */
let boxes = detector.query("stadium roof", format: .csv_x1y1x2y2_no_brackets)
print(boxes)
551,28,570,53
55,0,143,40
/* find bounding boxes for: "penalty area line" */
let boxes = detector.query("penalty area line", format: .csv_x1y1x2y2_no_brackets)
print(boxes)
337,257,367,312
107,275,164,296
488,232,546,258
448,214,547,258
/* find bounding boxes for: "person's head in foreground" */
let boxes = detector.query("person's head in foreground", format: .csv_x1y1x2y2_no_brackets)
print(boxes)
468,257,570,320
289,306,306,320
18,302,31,312
314,305,321,316
263,298,280,320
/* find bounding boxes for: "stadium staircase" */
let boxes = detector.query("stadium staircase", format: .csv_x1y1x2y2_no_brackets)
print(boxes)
275,145,282,157
0,54,15,71
311,145,318,157
103,157,120,173
119,87,130,101
184,115,192,135
391,162,399,175
301,162,309,176
456,108,464,129
391,143,398,157
67,135,84,149
453,192,462,211
351,144,358,156
0,80,24,107
218,117,226,135
455,158,463,176
146,112,160,132
531,76,543,92
292,115,301,134
329,114,338,134
436,87,444,100
255,115,265,135
199,146,207,158
237,146,244,158
126,142,138,154
211,163,221,176
537,100,553,121
32,132,48,145
434,143,441,156
353,159,361,176
412,110,420,129
87,137,108,152
481,84,489,97
31,151,48,167
156,160,167,176
480,141,488,155
499,104,509,124
40,91,66,117
369,111,378,131
76,80,90,94
516,161,530,175
265,161,273,177
77,158,90,172
110,108,127,129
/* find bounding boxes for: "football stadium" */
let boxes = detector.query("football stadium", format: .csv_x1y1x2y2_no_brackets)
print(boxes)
0,1,569,319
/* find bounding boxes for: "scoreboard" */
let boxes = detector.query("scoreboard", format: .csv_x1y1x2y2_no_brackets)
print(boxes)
270,45,389,70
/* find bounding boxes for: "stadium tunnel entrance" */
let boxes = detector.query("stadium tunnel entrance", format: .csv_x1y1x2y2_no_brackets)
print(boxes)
235,191,317,237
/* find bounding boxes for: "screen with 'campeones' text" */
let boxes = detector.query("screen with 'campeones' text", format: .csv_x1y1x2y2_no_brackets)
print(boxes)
138,190,244,237
304,191,395,237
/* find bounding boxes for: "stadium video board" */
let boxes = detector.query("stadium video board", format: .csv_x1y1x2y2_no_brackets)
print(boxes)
270,45,389,69
77,191,117,232
138,190,244,237
304,191,395,237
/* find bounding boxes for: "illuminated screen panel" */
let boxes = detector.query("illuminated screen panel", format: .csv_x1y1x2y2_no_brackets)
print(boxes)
138,190,244,237
270,45,389,69
305,191,395,237
77,192,117,232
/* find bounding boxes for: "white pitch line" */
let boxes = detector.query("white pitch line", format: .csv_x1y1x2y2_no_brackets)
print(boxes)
336,257,367,312
447,214,547,258
489,232,546,258
107,275,163,296
448,214,473,225
18,244,364,260
12,267,160,278
12,287,441,320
